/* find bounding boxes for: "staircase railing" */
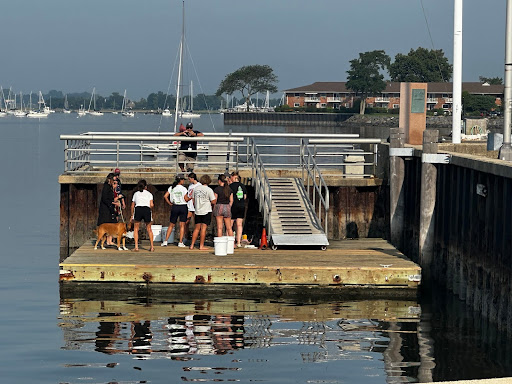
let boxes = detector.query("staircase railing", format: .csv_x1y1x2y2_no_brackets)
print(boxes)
249,137,272,238
300,139,330,236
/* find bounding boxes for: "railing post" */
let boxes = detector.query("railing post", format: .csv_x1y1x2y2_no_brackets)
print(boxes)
116,141,120,168
64,140,68,172
140,141,144,165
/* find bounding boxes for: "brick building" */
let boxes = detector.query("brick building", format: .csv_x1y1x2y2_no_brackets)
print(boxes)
284,81,503,111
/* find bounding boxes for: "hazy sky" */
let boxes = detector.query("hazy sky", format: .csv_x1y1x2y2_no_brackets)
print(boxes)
0,0,506,99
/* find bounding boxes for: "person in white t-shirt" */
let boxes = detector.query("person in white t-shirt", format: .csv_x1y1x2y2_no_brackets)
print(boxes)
184,174,216,250
162,175,188,247
131,179,154,252
184,172,201,243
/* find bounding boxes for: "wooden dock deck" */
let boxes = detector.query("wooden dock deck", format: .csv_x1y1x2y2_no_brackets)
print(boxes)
60,238,421,299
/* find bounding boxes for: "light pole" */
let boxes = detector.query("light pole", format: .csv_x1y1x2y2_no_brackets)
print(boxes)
452,0,463,144
500,0,512,160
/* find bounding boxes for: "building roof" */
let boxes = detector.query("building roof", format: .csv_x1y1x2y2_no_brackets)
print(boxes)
284,81,504,95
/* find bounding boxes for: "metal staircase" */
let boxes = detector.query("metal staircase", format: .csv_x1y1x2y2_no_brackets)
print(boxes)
249,138,330,250
268,178,329,249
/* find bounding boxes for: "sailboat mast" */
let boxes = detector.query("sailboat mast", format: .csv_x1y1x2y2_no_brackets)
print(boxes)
190,81,193,111
174,0,185,132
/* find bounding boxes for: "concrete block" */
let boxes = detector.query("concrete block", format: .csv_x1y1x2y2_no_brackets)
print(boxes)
344,155,365,175
487,132,503,151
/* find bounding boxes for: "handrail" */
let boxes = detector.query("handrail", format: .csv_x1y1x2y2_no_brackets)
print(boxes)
300,139,330,236
249,138,273,239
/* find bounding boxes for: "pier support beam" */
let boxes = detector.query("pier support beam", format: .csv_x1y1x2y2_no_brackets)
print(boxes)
389,128,405,251
419,130,439,282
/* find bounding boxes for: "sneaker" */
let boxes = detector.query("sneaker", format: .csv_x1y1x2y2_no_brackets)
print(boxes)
177,242,186,248
161,241,168,247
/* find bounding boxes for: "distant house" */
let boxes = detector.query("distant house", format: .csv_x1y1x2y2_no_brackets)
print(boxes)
283,82,504,111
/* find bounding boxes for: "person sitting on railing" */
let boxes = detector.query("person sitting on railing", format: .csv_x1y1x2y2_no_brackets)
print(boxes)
174,122,204,172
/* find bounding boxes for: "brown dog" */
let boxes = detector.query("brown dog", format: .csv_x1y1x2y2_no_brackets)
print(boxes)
94,223,129,251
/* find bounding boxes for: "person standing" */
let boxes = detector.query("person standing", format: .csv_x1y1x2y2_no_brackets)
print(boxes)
97,173,121,246
174,122,204,172
113,168,126,212
229,171,247,247
213,174,233,238
185,172,201,243
162,175,188,247
131,179,154,252
185,175,216,250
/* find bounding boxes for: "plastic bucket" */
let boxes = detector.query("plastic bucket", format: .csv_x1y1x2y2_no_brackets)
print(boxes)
226,236,235,254
152,225,163,242
214,236,228,256
161,226,175,243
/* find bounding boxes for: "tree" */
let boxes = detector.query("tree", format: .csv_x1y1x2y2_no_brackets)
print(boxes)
346,50,390,115
479,76,503,85
389,47,452,83
216,64,278,111
462,91,497,115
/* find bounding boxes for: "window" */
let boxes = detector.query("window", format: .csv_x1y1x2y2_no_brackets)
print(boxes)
295,93,300,97
294,103,300,107
393,104,399,109
442,104,450,109
367,103,374,108
320,103,327,107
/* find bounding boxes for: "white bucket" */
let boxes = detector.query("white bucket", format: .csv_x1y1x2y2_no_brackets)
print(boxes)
226,236,235,254
152,225,163,242
214,236,228,256
161,226,175,243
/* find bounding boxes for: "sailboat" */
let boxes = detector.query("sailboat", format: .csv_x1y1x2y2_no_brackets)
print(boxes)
14,92,27,117
27,91,49,118
121,89,135,117
180,81,200,119
63,94,71,113
0,87,6,117
88,88,103,116
77,102,86,117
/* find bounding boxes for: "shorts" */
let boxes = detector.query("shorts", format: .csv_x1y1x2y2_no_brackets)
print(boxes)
231,205,245,220
213,203,231,218
195,212,212,225
178,153,197,169
170,204,188,224
134,206,152,223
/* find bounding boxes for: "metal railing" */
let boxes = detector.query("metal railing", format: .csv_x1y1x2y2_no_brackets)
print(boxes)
60,134,243,173
300,139,330,236
249,138,273,237
60,132,380,177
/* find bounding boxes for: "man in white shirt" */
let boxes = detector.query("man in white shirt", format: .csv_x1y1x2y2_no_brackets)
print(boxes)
185,175,216,250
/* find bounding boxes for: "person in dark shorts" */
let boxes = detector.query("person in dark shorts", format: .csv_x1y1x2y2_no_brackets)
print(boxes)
174,122,204,172
131,179,154,252
162,175,188,247
229,171,247,247
185,175,216,250
97,173,121,246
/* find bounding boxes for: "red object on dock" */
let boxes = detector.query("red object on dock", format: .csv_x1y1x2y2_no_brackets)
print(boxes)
259,228,268,250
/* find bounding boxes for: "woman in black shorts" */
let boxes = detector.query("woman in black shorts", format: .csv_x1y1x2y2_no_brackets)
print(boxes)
131,179,154,251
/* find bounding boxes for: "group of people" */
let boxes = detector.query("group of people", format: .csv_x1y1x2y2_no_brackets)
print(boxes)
97,167,248,252
161,171,247,250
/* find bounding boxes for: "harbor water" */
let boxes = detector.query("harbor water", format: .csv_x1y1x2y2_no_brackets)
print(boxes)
1,113,512,383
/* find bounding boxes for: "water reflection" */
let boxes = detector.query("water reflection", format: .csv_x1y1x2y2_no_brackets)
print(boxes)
59,298,423,383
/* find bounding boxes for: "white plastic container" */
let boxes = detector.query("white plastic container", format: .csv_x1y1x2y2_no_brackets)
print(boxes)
161,226,175,243
152,225,163,242
214,236,228,256
226,236,235,254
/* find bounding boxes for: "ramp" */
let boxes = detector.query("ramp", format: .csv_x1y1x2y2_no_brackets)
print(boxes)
268,178,329,249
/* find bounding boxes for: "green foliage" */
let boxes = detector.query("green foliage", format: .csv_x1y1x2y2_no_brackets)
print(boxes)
462,91,497,114
274,104,293,112
389,47,452,82
216,64,278,111
479,76,503,85
346,50,390,115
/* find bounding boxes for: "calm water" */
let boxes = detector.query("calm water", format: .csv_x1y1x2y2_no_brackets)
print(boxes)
1,113,512,383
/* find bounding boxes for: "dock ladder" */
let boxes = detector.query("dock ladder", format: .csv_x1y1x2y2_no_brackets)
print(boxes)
250,138,329,250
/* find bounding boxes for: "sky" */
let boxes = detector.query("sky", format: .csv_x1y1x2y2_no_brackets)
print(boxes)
0,0,506,99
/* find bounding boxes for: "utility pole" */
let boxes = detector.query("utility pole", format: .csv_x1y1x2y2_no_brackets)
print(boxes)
500,0,512,160
452,0,463,144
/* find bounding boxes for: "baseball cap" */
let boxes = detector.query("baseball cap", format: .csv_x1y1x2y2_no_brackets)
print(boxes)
185,122,193,129
113,168,120,175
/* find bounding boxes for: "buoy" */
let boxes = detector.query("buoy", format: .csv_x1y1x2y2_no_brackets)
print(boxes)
259,228,268,250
